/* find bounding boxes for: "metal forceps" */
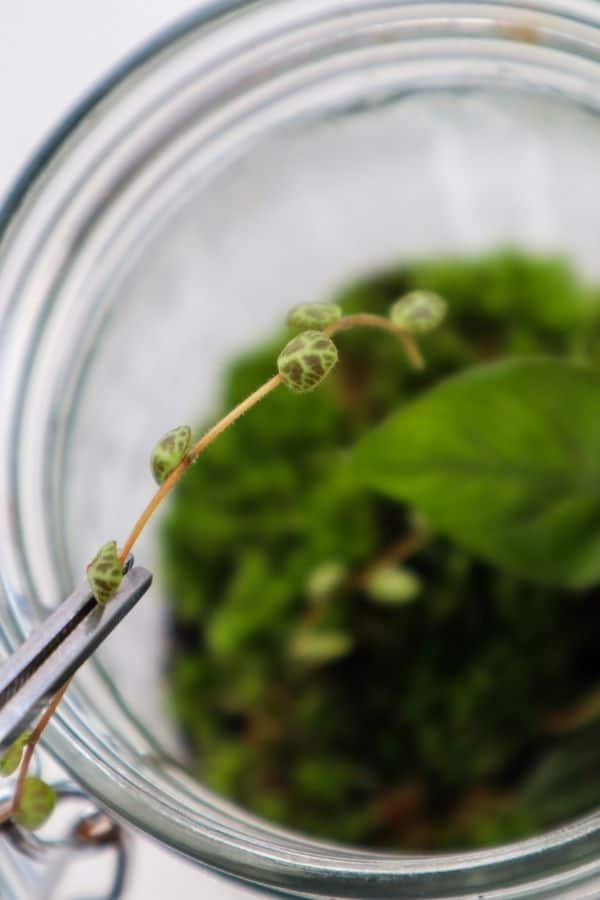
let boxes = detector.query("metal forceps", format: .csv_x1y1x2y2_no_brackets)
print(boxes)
0,558,152,752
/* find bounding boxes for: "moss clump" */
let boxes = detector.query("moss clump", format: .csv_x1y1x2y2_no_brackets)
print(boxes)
162,251,600,849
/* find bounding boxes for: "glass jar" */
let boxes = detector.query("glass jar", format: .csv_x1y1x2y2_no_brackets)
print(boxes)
2,2,600,897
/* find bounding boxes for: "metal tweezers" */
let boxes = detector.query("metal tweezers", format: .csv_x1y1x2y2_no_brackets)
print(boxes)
0,558,152,753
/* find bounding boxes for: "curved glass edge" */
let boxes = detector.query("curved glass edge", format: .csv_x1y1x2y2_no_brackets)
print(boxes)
2,2,600,897
4,0,600,248
0,0,243,248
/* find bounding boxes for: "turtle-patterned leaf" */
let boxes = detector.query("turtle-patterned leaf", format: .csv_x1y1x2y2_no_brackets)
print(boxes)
277,331,338,393
389,291,447,334
287,303,342,330
86,540,123,605
150,425,192,485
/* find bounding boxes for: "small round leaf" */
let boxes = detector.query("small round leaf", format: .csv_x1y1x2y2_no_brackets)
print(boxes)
365,566,422,605
0,732,31,777
13,777,56,830
306,561,347,599
287,303,342,330
150,425,192,485
389,291,447,334
289,629,353,664
86,540,123,605
277,331,338,393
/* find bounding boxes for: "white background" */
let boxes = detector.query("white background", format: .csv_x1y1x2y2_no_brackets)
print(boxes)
0,3,258,896
0,0,200,198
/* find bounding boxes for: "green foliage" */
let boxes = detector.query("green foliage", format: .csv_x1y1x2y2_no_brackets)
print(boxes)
288,628,354,664
353,358,600,588
206,551,294,658
13,777,56,830
0,732,30,777
365,566,422,605
305,561,347,599
389,291,447,333
86,540,122,605
519,721,600,826
287,302,342,330
277,330,338,393
163,251,600,849
150,425,192,485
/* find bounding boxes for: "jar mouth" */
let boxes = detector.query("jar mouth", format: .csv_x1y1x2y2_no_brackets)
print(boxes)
2,2,600,896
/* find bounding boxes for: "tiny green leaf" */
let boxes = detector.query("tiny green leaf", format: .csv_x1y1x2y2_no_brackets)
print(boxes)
86,540,123,605
306,561,347,599
289,629,353,664
365,566,422,605
0,732,31,776
277,331,338,393
13,777,56,830
389,290,447,333
287,302,342,330
150,425,192,485
353,359,600,588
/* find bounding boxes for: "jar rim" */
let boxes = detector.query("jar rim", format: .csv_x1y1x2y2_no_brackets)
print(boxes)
2,2,600,896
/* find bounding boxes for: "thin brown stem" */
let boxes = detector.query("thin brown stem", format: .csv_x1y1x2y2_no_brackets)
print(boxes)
15,682,70,806
0,680,71,826
120,317,422,565
353,526,430,589
0,801,12,824
75,812,120,845
118,373,282,564
326,314,425,370
300,527,429,632
1,311,429,827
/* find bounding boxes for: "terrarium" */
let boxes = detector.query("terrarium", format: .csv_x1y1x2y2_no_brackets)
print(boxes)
2,2,600,898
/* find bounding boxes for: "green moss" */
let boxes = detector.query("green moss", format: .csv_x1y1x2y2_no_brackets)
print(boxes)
162,251,600,849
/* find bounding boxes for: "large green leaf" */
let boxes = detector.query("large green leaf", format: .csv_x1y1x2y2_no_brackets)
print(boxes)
352,359,600,588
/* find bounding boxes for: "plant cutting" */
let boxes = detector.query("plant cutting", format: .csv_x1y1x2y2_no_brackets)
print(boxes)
2,251,600,850
0,291,437,831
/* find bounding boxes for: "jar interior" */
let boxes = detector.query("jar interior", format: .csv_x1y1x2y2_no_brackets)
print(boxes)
64,89,600,748
4,4,600,893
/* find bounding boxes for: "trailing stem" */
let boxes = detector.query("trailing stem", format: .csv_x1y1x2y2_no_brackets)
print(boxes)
2,306,435,826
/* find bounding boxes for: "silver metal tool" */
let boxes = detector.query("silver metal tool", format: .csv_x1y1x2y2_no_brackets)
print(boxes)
0,559,152,752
